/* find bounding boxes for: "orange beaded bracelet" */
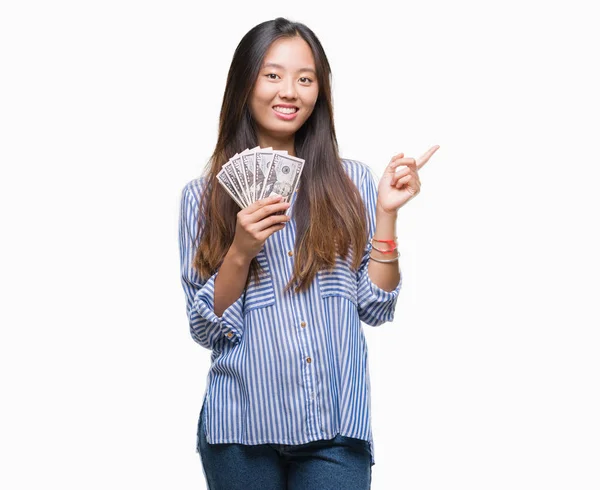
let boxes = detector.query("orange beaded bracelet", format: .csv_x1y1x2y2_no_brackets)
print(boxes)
369,237,398,254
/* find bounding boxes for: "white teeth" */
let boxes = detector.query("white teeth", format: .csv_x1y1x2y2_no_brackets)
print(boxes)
273,106,298,114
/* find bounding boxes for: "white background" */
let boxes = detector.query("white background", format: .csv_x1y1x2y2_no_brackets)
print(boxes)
1,0,598,488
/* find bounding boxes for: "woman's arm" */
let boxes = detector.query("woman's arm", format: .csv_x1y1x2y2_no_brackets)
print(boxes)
213,245,251,316
367,206,401,292
367,146,439,293
179,182,246,348
214,194,290,315
355,166,402,326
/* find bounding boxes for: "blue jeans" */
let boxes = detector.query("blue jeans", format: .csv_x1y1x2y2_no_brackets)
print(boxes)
197,401,372,489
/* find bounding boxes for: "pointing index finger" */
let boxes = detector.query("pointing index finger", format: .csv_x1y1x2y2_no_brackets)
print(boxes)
416,145,440,171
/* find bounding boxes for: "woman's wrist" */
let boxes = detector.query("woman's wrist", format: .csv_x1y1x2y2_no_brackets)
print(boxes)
226,243,253,268
371,203,399,262
374,203,398,238
376,201,398,220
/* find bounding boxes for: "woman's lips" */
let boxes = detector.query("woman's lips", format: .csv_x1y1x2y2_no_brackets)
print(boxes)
272,107,299,120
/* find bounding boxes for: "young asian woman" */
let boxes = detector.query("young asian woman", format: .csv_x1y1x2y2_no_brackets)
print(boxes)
178,16,439,490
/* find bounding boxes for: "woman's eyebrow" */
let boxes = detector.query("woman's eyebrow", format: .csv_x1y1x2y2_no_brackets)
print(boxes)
262,62,316,75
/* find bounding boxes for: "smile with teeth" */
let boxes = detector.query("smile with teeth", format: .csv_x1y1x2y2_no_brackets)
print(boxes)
273,106,298,114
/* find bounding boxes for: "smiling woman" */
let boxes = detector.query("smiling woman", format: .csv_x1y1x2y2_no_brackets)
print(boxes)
249,37,320,146
177,15,435,490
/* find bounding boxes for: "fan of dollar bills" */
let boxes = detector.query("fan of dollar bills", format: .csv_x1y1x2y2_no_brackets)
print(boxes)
217,146,305,216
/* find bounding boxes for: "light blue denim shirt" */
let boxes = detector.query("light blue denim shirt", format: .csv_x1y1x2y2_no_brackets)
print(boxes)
178,158,402,466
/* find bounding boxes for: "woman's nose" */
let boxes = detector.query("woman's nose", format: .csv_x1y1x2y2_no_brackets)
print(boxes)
279,79,297,99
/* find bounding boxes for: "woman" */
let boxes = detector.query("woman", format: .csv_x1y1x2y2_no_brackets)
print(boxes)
178,17,439,490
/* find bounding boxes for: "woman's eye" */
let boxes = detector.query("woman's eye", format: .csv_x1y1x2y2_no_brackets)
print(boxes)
265,74,313,83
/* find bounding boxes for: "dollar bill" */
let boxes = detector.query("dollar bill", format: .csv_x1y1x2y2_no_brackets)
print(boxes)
260,153,305,215
241,151,257,203
217,168,246,209
229,154,251,205
222,155,248,207
217,147,303,213
254,149,276,201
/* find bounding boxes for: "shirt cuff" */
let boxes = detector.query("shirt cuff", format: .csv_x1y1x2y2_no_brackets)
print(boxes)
356,241,402,325
193,270,245,344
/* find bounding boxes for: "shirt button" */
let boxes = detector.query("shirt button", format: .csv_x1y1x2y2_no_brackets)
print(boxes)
300,321,306,327
288,250,293,256
306,357,312,363
226,332,233,338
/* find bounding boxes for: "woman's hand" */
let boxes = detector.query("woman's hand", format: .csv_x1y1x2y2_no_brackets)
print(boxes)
376,145,440,215
230,194,291,262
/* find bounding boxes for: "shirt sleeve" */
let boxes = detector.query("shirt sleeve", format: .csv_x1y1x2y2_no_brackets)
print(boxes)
178,182,245,349
356,165,402,326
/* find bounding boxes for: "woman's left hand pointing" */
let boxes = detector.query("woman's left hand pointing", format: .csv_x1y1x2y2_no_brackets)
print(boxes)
376,145,440,215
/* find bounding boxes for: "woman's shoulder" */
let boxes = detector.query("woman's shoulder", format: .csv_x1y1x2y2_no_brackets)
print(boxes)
181,175,209,204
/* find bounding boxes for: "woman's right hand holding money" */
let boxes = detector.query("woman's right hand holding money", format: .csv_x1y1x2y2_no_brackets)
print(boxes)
230,194,291,262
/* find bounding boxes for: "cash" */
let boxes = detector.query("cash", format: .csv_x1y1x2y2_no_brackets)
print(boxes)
217,146,305,216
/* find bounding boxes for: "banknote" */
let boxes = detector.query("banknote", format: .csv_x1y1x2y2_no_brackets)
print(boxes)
220,157,247,207
254,149,276,201
217,147,304,215
240,146,260,202
260,153,304,215
229,154,251,205
217,167,246,209
241,151,257,203
250,147,289,201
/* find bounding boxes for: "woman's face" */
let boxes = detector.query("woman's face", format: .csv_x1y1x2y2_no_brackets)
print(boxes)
248,36,319,141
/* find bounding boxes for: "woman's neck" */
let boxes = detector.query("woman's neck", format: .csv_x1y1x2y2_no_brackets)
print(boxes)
257,136,295,157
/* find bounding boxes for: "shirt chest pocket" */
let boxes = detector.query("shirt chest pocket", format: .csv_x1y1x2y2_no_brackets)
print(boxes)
317,257,359,306
243,249,276,313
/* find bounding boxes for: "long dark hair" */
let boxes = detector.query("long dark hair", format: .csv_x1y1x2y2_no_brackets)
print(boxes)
194,17,368,294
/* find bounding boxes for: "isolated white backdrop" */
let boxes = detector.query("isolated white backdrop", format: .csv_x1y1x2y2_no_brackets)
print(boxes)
1,0,598,489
